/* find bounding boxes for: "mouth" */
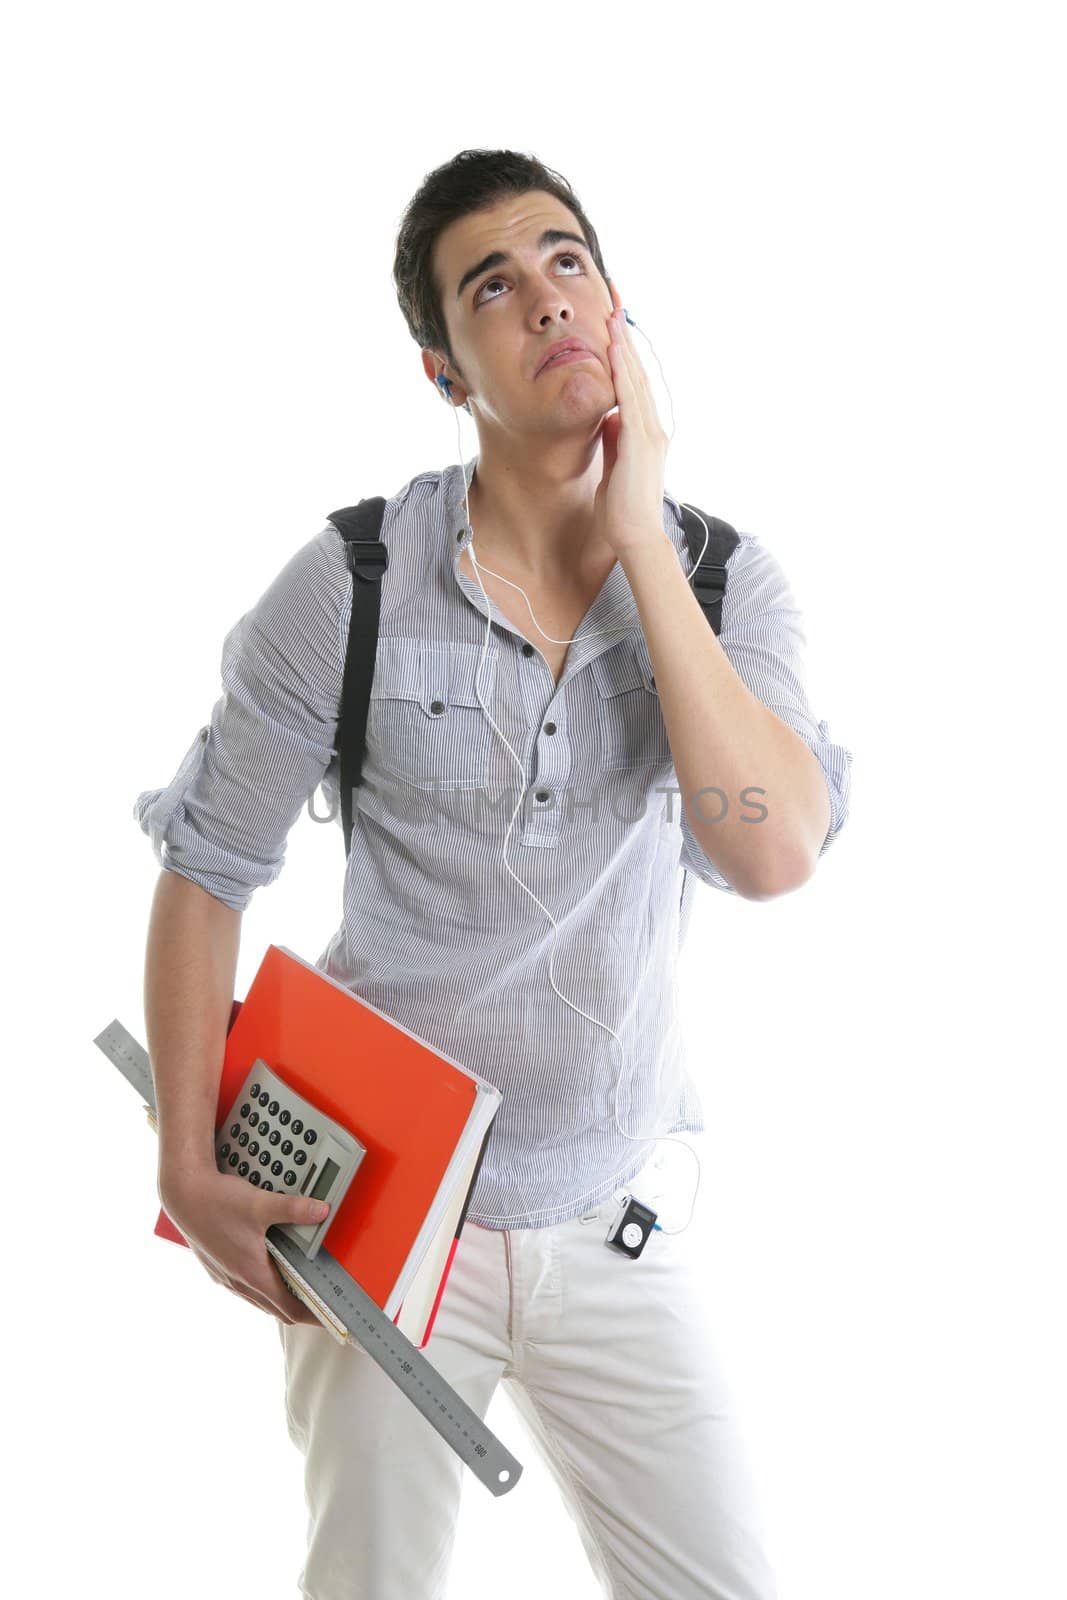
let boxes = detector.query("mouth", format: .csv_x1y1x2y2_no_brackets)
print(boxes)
536,338,596,376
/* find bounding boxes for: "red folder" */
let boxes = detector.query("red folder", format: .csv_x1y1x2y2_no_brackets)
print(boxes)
154,944,500,1347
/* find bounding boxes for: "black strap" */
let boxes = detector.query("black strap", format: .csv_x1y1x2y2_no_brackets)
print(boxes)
326,498,388,860
677,503,740,634
325,496,739,859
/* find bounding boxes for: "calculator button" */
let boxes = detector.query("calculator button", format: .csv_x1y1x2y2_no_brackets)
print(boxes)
263,1181,273,1191
294,1149,307,1166
219,1142,231,1158
259,1151,270,1167
238,1130,249,1147
238,1160,249,1177
279,1109,291,1126
251,1084,262,1099
228,1152,239,1168
281,1138,293,1156
269,1129,281,1146
304,1128,317,1145
268,1099,280,1116
291,1118,303,1135
271,1160,283,1177
249,1171,261,1186
240,1102,251,1118
230,1122,240,1138
248,1139,259,1156
283,1170,296,1186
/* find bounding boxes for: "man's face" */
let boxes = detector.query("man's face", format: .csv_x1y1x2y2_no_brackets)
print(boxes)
427,191,617,431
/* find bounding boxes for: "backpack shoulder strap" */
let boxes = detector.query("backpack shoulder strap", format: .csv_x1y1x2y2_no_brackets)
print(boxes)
325,498,388,859
676,503,740,634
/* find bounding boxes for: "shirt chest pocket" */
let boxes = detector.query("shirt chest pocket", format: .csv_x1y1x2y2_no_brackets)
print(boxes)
590,638,672,770
368,637,499,790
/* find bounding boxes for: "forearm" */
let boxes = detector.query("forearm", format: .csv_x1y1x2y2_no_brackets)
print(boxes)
619,533,831,898
144,868,242,1192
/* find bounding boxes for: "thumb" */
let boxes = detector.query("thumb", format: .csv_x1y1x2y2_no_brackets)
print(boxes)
279,1191,331,1225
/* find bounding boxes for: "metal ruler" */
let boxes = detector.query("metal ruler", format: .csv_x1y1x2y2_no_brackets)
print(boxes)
92,1018,523,1497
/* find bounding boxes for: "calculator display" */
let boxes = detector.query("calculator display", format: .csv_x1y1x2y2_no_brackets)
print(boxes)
311,1158,339,1202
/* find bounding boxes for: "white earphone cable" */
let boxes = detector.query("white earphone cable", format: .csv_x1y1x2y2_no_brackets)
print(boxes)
440,314,710,1233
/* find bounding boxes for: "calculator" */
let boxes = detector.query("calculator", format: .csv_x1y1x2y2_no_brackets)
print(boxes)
215,1058,367,1261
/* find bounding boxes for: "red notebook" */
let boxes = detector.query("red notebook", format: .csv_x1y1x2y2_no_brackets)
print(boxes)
155,944,501,1348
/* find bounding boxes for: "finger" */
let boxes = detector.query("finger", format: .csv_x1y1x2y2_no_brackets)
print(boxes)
615,310,651,397
234,1281,295,1322
610,311,662,432
609,308,640,381
269,1263,322,1324
607,304,660,436
608,313,634,388
256,1290,301,1325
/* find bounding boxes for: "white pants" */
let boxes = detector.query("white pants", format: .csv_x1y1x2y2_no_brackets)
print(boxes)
277,1143,779,1599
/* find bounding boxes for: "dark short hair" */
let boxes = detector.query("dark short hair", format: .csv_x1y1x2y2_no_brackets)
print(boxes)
392,148,610,415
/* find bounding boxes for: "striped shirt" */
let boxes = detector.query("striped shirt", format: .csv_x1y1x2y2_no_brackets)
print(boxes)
134,455,852,1228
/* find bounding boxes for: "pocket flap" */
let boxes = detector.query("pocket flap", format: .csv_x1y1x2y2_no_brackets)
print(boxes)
591,639,650,698
370,636,422,701
370,637,498,715
442,641,498,709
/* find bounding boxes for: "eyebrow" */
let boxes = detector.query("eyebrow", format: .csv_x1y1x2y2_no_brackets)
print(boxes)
455,228,591,301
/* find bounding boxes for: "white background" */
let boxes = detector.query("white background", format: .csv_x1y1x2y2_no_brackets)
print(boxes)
5,3,1063,1596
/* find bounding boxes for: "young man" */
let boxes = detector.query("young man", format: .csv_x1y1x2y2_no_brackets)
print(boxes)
137,150,852,1600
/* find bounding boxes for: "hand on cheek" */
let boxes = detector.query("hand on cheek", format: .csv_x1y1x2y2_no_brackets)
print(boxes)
589,275,669,555
606,279,623,398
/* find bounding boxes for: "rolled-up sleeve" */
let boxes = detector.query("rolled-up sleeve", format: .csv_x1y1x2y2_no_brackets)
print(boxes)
679,532,853,893
133,523,350,912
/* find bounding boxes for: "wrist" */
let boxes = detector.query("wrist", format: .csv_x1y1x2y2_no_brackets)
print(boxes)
614,526,673,562
158,1147,218,1193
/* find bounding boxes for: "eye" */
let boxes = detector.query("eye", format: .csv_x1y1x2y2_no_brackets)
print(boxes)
475,250,586,306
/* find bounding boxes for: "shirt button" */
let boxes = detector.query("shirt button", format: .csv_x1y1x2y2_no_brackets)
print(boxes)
521,642,535,656
543,721,557,735
534,789,550,802
430,699,445,715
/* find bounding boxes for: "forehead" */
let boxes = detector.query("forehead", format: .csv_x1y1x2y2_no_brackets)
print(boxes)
435,193,586,301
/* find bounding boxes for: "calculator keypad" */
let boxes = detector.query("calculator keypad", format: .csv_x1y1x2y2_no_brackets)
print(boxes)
214,1059,365,1251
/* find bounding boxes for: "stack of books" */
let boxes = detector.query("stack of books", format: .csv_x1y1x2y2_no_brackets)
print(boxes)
154,943,501,1348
